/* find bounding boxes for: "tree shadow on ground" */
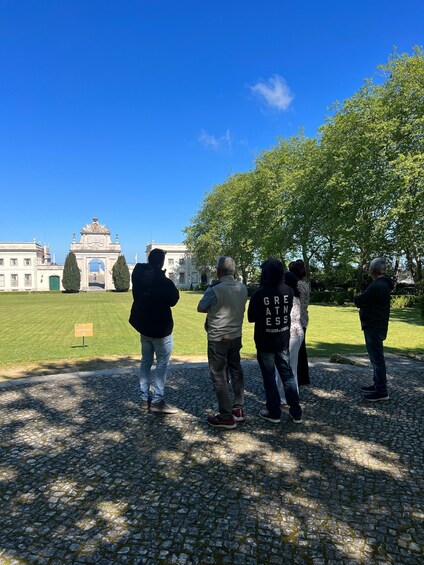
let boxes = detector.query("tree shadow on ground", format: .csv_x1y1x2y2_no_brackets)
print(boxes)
309,340,424,357
0,357,423,563
388,308,423,326
0,356,140,381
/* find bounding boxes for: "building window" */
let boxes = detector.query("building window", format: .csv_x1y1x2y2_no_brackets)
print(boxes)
168,258,174,267
24,258,32,266
11,274,18,287
0,258,4,266
179,272,185,284
10,258,18,266
192,272,198,284
0,274,4,287
25,274,32,287
179,258,185,265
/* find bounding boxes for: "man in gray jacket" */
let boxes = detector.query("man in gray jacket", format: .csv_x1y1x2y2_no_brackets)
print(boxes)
198,256,248,429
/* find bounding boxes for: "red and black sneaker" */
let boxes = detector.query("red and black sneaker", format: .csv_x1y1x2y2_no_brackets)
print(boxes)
232,406,245,422
207,414,237,429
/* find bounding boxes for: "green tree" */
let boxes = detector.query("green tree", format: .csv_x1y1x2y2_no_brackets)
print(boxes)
252,133,329,274
320,46,424,286
379,47,424,282
185,47,424,288
62,251,81,293
112,255,130,292
184,171,258,283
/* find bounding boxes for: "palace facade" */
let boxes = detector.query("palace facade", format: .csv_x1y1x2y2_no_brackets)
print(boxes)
0,218,201,292
0,241,64,292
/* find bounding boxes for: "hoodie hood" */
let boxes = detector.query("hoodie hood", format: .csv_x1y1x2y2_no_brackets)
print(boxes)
133,263,159,289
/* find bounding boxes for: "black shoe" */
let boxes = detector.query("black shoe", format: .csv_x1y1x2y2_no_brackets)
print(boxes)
289,408,303,424
363,391,389,402
259,410,280,423
361,384,376,392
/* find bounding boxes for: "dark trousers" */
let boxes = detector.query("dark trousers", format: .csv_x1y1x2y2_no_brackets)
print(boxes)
297,328,310,386
257,350,302,420
208,337,244,418
364,329,388,393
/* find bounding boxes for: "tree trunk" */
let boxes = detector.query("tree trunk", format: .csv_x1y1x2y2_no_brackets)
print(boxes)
393,255,400,292
356,249,369,291
405,249,416,282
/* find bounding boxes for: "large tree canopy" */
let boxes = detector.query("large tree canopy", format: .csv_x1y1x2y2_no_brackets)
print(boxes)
185,48,424,288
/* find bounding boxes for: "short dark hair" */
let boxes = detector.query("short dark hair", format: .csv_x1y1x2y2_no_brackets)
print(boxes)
148,248,166,267
289,260,306,280
284,272,300,297
260,258,284,286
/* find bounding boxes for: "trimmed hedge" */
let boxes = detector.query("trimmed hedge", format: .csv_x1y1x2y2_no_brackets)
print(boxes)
310,291,424,313
310,291,349,305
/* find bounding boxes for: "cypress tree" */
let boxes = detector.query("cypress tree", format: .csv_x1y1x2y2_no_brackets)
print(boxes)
112,255,130,292
62,251,81,293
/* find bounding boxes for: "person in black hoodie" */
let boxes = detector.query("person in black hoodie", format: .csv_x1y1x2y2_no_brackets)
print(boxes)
129,248,179,413
354,257,394,402
248,258,302,424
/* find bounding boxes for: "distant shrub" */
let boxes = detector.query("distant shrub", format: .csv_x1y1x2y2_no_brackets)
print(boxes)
310,290,349,304
335,292,346,305
391,295,418,308
394,283,419,295
346,288,356,301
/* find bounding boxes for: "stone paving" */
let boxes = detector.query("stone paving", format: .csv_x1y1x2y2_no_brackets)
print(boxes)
1,355,423,564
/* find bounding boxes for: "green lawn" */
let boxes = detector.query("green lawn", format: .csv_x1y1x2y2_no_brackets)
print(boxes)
0,291,422,374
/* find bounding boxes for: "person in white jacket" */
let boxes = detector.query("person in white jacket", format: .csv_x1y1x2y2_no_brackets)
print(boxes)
276,272,304,404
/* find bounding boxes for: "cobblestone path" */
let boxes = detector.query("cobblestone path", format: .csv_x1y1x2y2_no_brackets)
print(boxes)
1,356,423,564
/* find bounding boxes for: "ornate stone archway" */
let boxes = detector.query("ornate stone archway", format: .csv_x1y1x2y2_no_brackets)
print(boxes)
70,218,121,291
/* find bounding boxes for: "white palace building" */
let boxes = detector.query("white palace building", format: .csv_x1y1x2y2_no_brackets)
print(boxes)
0,218,203,292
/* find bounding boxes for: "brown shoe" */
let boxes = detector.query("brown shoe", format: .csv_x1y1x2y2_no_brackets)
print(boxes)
140,400,150,410
150,401,178,414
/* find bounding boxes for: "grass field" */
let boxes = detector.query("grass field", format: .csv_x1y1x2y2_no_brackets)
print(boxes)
0,291,422,377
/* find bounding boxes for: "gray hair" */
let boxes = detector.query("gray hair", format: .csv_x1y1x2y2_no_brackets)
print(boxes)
369,257,386,276
217,256,236,276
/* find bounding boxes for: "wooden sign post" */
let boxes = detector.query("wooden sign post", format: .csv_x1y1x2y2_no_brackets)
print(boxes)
74,323,93,348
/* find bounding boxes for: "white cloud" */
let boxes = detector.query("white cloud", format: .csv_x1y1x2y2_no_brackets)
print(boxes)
250,74,294,111
198,128,232,151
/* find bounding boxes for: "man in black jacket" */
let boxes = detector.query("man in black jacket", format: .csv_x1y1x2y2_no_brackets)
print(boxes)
354,257,394,402
248,259,302,424
129,248,179,413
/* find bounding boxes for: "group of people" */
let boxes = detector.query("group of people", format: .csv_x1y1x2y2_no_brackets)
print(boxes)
129,249,392,428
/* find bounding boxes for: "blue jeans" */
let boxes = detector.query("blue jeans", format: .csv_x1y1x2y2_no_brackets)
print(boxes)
257,350,301,420
364,329,387,394
139,334,173,403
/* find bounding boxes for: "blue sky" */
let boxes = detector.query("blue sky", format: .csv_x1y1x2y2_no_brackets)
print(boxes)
0,0,422,264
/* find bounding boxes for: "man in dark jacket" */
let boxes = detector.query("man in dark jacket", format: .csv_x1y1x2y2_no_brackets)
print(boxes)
248,258,302,424
354,257,394,402
129,248,179,413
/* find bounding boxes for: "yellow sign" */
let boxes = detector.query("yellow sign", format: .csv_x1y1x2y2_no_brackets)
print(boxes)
75,323,93,337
